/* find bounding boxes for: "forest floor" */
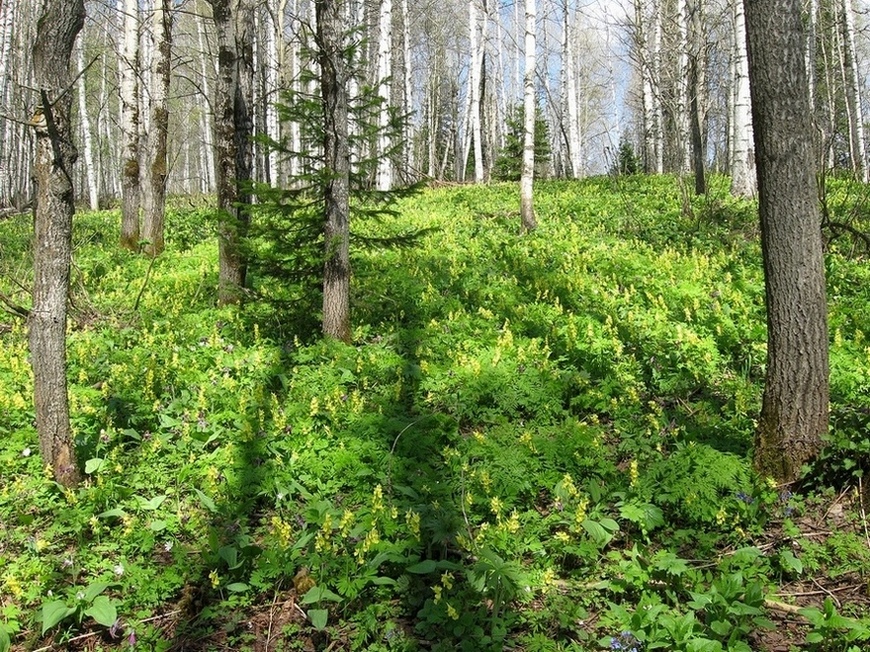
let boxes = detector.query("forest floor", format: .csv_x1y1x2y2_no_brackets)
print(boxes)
2,176,870,651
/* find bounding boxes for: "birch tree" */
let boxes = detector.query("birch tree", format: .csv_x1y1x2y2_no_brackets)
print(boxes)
469,0,485,182
119,0,141,250
730,0,755,197
375,0,393,190
840,0,866,181
563,0,582,178
520,0,537,232
76,35,100,211
141,0,172,256
30,0,86,488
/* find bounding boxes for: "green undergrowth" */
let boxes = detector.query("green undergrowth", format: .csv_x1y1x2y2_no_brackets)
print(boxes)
1,176,869,651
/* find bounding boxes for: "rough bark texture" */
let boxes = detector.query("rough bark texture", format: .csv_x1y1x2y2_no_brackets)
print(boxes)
213,0,254,305
317,0,351,342
30,0,85,488
141,0,172,257
744,0,829,482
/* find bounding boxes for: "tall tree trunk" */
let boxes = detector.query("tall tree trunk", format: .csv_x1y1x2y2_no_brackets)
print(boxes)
400,0,413,182
141,0,171,256
212,0,254,304
76,36,100,211
730,0,756,197
30,0,86,488
375,0,393,190
840,0,866,181
195,3,215,193
745,0,829,482
469,0,484,183
688,0,705,195
564,0,582,178
119,0,141,250
317,0,351,342
520,0,536,232
653,0,664,173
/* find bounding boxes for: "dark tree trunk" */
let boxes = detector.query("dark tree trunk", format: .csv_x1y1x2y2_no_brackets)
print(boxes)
689,56,706,195
212,0,254,305
745,0,829,482
29,0,85,487
317,0,351,342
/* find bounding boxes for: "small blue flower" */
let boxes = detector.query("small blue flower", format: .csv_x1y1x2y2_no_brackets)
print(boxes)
735,491,753,504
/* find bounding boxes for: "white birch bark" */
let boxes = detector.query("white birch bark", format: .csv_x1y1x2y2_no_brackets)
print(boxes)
0,0,16,206
565,2,582,178
119,0,141,249
520,0,536,232
653,0,664,173
730,0,756,197
401,0,413,180
676,0,690,172
469,0,484,183
76,37,100,210
375,0,393,190
841,0,866,181
264,2,279,183
195,3,215,192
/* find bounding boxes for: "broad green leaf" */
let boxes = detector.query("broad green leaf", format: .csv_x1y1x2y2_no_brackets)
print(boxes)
308,608,328,630
582,519,615,547
83,581,113,602
135,494,167,511
226,583,250,593
148,519,167,532
710,620,731,636
97,508,127,519
84,458,106,474
219,545,240,569
84,596,117,628
194,489,217,513
779,549,803,575
301,586,343,604
406,560,438,574
370,576,398,586
41,600,76,634
0,626,10,652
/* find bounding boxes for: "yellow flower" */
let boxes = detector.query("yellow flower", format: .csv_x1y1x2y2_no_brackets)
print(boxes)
716,506,727,526
339,509,355,537
3,574,23,598
441,572,454,590
490,496,503,517
271,516,293,548
372,484,384,513
446,602,459,620
540,567,557,592
629,459,639,487
209,569,220,588
555,531,571,544
433,585,442,603
405,509,421,539
504,510,520,534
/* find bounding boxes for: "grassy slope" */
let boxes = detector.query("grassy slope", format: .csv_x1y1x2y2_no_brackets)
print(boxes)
0,177,869,651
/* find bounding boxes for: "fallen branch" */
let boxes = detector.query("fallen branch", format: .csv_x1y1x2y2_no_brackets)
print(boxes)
0,289,29,318
764,598,804,615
